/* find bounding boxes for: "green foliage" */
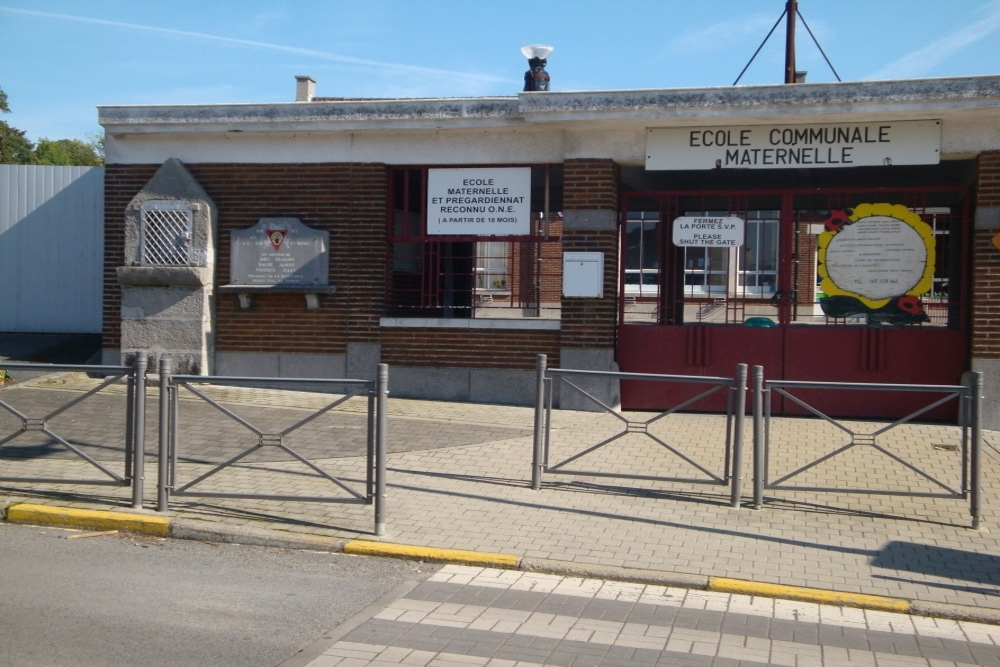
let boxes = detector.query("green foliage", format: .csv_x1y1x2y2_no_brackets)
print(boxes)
0,121,36,164
35,138,103,166
1,84,105,165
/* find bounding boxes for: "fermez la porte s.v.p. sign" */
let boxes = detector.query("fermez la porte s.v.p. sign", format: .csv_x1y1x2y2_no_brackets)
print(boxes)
672,216,745,247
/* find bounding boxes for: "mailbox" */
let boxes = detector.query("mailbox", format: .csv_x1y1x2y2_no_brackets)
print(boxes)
563,252,604,298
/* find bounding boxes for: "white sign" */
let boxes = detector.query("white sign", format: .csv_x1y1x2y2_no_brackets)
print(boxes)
647,121,940,170
427,167,531,235
673,216,745,247
824,215,928,300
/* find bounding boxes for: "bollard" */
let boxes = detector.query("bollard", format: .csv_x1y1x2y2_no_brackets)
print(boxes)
730,364,747,508
374,364,388,536
970,371,984,530
531,354,547,490
130,352,147,509
752,365,765,510
157,358,171,512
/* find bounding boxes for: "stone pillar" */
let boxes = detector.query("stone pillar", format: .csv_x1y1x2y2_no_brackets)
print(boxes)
971,151,1000,429
559,159,621,410
116,158,217,374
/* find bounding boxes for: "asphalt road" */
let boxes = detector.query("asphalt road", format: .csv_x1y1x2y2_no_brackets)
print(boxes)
0,523,438,666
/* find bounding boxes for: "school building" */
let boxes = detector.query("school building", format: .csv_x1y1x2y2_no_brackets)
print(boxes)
98,74,1000,426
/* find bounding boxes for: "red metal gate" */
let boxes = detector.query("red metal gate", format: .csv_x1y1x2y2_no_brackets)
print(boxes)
617,187,970,418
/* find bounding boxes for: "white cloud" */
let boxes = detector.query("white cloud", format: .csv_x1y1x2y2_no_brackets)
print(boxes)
0,7,507,93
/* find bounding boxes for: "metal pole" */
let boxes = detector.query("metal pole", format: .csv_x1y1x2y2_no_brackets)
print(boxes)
131,352,147,509
374,363,388,536
752,365,765,509
730,364,747,508
157,358,171,512
532,354,547,490
784,0,798,84
970,371,983,530
124,361,135,488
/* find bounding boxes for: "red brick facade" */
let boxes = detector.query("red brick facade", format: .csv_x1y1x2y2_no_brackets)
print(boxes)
103,161,575,369
972,152,1000,358
561,159,620,350
104,163,387,356
381,328,560,369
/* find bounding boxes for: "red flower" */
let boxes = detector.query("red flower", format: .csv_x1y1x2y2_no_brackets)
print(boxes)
824,210,849,231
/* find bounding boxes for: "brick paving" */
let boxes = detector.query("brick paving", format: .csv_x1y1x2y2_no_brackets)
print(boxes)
1,371,999,615
295,565,1000,666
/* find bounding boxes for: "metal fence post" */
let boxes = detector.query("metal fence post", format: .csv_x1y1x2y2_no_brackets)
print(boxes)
970,371,984,530
130,352,147,509
752,365,765,510
531,354,547,491
374,363,388,537
730,364,747,508
157,357,171,512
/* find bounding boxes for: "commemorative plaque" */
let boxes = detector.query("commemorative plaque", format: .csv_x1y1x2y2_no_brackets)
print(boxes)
230,218,329,286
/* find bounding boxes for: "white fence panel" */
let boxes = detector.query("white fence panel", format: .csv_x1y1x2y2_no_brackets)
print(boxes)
0,165,104,332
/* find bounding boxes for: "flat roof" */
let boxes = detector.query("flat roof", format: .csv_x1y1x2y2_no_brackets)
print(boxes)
98,75,1000,134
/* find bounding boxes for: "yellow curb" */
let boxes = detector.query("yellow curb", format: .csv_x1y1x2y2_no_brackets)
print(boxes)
344,540,520,568
709,576,911,613
5,503,171,537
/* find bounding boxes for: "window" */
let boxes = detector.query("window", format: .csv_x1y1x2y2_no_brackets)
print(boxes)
476,241,510,290
737,211,779,294
624,212,660,297
387,167,563,319
681,210,779,298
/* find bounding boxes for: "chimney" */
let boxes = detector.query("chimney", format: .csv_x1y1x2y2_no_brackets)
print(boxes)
295,76,316,102
795,70,808,84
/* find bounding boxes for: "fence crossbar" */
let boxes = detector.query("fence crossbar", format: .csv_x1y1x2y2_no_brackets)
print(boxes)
158,363,387,535
533,355,744,502
757,368,981,527
0,360,143,491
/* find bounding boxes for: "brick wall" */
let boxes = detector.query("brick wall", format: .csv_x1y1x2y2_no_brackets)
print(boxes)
102,164,160,349
103,162,388,355
972,152,1000,358
381,328,559,369
564,159,619,211
561,159,620,349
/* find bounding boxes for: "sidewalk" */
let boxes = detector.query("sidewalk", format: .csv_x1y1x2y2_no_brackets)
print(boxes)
1,370,999,624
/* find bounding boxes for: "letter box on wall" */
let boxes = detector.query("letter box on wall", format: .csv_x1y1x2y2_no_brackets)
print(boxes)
562,252,604,298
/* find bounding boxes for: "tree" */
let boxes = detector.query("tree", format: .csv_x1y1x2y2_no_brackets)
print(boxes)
35,138,103,166
1,86,36,164
1,85,103,165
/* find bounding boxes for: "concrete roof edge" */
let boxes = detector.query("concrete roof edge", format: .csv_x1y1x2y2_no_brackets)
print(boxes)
517,75,1000,117
98,97,522,133
97,76,1000,134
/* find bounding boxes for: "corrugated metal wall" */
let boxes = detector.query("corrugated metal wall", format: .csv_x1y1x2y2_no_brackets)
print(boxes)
0,165,104,333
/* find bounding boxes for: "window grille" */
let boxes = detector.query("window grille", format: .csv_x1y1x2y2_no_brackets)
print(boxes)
140,200,193,266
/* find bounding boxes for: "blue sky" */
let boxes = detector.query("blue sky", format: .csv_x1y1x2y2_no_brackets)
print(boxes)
2,0,1000,143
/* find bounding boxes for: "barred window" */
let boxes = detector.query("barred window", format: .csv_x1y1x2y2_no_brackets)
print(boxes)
139,200,193,266
387,166,563,319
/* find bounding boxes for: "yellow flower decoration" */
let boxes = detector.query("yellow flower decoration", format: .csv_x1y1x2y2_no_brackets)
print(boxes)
817,203,935,310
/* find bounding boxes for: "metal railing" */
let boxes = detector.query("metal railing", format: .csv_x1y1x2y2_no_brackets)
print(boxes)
0,353,147,508
752,367,984,529
531,354,748,507
156,360,388,535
